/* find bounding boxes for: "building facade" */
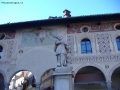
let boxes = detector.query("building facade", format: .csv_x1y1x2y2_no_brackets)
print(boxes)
0,11,120,90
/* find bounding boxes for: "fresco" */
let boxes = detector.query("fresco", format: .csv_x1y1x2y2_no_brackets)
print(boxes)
67,24,81,34
91,23,114,32
67,22,115,34
5,31,16,39
22,29,58,47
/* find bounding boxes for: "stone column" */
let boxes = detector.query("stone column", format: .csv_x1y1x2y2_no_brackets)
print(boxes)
4,83,9,90
35,82,40,90
53,67,73,90
106,80,112,90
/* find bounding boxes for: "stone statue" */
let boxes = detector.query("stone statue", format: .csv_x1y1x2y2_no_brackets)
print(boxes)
54,35,69,67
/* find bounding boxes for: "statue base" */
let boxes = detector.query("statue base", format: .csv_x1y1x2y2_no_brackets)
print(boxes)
52,66,73,90
54,66,72,74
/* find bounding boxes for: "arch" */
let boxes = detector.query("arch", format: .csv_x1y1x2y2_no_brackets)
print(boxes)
9,70,36,90
0,69,7,83
40,68,55,79
74,64,107,80
40,68,55,90
80,37,92,43
108,63,120,81
16,47,56,82
9,69,36,83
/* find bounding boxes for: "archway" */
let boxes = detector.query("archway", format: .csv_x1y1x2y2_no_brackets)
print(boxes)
40,68,55,90
74,66,107,90
111,66,120,90
0,73,4,90
9,70,36,90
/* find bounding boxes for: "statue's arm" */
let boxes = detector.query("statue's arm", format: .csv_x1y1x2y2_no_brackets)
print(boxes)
55,40,61,44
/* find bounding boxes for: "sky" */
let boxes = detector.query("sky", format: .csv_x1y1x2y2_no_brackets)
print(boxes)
0,0,120,24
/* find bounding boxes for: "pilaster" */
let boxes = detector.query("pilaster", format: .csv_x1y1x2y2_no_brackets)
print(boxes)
106,80,112,90
4,83,9,90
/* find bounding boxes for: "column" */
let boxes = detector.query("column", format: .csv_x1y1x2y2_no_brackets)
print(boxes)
53,67,73,90
4,83,9,90
35,82,40,90
106,81,112,90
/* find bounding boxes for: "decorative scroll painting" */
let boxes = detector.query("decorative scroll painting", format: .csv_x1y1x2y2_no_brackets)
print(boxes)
67,22,115,34
22,29,58,47
67,25,81,34
97,34,111,54
91,23,114,32
5,31,16,39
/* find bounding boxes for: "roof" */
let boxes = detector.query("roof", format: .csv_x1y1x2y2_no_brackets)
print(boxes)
0,13,120,31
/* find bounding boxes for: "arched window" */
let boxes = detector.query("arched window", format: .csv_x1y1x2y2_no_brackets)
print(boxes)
0,46,3,59
81,38,92,54
116,36,120,51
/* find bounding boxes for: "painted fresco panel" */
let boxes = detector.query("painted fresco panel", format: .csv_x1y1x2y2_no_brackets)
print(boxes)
22,29,58,47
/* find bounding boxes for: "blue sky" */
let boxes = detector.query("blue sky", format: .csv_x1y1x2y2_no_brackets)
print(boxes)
0,0,120,24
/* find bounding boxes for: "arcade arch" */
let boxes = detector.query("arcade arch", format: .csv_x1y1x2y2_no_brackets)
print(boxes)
74,66,107,90
40,68,55,90
9,70,36,90
111,66,120,89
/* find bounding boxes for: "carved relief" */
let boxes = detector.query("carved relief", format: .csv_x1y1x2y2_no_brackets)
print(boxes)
22,29,58,47
68,55,120,64
0,61,10,65
97,34,111,54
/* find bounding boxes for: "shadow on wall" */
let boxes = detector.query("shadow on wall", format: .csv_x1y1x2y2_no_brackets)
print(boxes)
16,47,57,81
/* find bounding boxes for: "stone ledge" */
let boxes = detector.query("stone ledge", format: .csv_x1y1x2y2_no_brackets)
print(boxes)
53,66,73,75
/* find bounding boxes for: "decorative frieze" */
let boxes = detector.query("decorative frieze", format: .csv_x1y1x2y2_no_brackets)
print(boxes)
68,54,120,63
67,22,116,34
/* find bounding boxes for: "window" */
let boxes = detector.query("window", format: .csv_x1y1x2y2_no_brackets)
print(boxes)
81,25,89,33
114,23,120,30
0,46,3,59
116,36,120,51
82,27,88,32
81,39,92,54
116,24,120,30
0,33,5,40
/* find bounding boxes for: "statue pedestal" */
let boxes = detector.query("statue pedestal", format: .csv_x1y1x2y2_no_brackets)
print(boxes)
53,67,73,90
